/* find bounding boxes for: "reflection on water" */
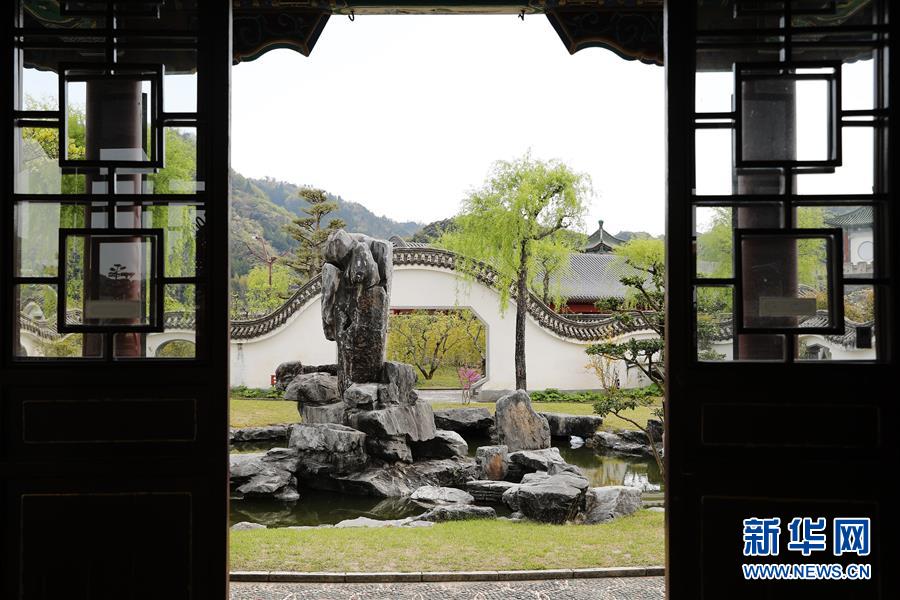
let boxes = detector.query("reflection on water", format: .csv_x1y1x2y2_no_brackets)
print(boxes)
465,435,662,493
557,444,662,492
230,492,422,528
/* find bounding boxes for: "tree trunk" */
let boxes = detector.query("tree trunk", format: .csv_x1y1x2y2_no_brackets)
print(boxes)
542,269,550,305
515,240,529,390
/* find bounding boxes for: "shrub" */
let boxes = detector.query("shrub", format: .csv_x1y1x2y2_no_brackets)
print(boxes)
231,385,282,399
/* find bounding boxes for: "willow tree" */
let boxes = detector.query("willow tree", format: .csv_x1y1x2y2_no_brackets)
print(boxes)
439,154,590,390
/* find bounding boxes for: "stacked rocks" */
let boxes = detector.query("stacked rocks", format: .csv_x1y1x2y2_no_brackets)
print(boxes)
282,230,441,464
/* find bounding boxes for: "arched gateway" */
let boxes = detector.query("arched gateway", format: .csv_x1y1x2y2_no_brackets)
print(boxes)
230,246,656,391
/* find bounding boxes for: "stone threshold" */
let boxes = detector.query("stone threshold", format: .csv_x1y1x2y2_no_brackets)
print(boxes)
230,566,664,583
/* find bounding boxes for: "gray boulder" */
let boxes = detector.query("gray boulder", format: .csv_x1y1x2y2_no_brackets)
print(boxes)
284,371,340,405
334,516,430,529
275,361,339,390
580,486,643,524
379,361,418,405
504,470,590,524
306,457,476,498
539,412,603,438
646,419,664,443
230,424,290,443
366,435,413,463
592,431,657,459
344,383,379,409
288,423,367,475
508,447,566,472
299,401,346,424
231,521,266,531
475,445,509,481
416,505,496,522
349,402,437,442
466,479,520,504
274,361,304,390
411,430,468,459
433,407,493,434
229,451,299,502
494,390,550,451
410,485,474,506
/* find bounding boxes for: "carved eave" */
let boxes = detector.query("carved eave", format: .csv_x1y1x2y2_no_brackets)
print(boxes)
230,2,665,65
545,6,663,65
233,9,331,64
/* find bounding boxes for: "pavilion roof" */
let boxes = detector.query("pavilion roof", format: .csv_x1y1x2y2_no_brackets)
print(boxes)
825,206,874,228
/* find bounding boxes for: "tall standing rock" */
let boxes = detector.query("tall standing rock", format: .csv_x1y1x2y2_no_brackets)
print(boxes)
494,390,551,452
321,230,393,394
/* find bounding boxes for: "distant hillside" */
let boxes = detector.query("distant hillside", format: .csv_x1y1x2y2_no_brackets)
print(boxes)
614,231,656,242
230,172,423,277
248,176,422,238
409,218,456,243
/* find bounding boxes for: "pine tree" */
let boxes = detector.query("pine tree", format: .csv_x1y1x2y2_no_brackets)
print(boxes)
284,187,346,281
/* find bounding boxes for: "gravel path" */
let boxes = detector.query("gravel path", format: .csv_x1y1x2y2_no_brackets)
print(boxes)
230,577,665,599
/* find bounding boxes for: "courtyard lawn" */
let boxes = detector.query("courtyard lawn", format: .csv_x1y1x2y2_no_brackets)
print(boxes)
414,365,464,389
230,510,663,572
230,397,298,428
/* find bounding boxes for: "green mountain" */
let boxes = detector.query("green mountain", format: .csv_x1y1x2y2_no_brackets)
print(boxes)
230,171,424,278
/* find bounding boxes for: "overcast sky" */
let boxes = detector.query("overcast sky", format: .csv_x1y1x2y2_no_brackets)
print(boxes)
22,14,873,237
232,15,666,235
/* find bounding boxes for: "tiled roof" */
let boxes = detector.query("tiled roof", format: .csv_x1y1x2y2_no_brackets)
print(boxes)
389,236,430,249
582,225,626,253
825,206,873,228
545,253,632,302
709,311,874,349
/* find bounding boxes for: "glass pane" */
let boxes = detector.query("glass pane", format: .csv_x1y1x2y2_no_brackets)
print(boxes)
696,286,734,361
15,284,103,358
62,66,161,166
695,129,733,195
115,284,196,359
695,206,733,278
15,126,86,194
739,234,832,330
145,127,201,194
15,202,86,277
797,284,877,361
796,127,874,195
695,67,733,113
62,233,159,329
842,53,875,111
797,205,874,278
153,204,201,278
739,74,836,163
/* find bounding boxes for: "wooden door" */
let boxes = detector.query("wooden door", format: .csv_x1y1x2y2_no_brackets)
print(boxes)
665,1,897,598
1,1,231,597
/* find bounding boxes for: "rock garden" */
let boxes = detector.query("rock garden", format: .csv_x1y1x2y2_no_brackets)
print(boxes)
229,231,660,535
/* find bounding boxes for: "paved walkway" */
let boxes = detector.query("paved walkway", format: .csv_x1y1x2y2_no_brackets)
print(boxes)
417,389,465,403
231,577,665,599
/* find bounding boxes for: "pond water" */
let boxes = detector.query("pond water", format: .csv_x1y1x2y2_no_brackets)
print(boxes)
230,434,662,528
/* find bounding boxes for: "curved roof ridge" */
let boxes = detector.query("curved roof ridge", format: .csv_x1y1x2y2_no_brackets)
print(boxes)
230,246,648,342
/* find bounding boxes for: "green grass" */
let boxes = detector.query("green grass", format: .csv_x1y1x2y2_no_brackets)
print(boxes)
230,511,664,572
430,400,661,432
414,365,465,389
231,397,298,428
231,395,662,433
